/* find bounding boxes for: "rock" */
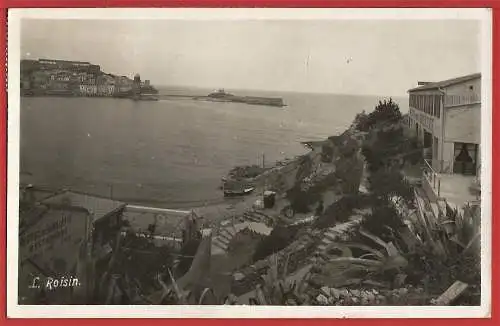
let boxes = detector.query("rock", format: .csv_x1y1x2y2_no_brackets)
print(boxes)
351,289,361,297
316,294,329,305
233,272,246,281
320,286,331,296
331,288,341,300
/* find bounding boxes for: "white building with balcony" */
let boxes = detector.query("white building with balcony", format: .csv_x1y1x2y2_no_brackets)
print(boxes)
407,73,481,208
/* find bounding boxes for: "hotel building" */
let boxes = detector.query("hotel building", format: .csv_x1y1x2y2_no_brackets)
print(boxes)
408,73,481,207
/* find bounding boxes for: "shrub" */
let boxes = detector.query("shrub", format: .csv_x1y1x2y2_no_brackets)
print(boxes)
321,143,334,162
361,203,405,242
368,168,414,206
335,156,364,194
314,194,372,229
228,165,266,179
362,126,422,174
285,181,324,214
295,155,313,181
353,110,370,132
252,225,300,262
339,137,358,158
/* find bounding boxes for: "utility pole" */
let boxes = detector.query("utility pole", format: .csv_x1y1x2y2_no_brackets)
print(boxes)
262,152,266,199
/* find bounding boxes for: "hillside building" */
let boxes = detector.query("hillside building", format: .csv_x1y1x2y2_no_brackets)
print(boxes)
408,73,481,207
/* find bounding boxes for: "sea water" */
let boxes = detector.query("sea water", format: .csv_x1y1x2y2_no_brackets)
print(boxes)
20,87,407,208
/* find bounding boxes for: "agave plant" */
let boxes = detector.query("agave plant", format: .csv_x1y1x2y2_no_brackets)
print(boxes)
249,254,312,305
312,229,408,288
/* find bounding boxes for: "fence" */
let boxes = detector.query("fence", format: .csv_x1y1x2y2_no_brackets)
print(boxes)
423,159,442,198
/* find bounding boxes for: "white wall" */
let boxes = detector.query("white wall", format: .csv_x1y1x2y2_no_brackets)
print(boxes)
441,141,455,173
445,77,481,96
444,104,481,144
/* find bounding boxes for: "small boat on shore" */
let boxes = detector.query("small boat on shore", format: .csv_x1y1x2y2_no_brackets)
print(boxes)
223,186,255,197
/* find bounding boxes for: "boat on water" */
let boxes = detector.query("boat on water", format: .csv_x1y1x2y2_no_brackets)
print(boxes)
195,89,285,107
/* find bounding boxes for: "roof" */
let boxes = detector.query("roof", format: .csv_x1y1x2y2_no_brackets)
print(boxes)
123,205,194,236
408,73,481,92
20,203,90,236
41,190,126,222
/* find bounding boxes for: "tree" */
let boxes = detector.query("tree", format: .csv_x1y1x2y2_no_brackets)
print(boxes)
361,204,405,242
370,98,403,126
353,110,370,132
285,184,320,214
355,98,403,131
368,168,414,206
252,225,299,262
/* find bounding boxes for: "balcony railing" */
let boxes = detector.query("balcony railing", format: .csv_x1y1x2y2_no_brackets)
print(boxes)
444,94,481,107
424,159,477,175
423,159,453,174
423,159,442,197
423,159,480,202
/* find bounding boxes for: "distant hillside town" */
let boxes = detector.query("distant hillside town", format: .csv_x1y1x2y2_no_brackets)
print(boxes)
20,58,159,100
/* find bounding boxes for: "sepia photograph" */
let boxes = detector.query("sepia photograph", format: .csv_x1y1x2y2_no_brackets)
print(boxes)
6,8,492,318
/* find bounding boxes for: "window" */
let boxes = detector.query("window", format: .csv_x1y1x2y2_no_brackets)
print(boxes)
430,95,434,115
429,95,433,116
435,96,441,118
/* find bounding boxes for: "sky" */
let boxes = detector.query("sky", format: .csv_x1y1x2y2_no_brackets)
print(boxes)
20,19,481,96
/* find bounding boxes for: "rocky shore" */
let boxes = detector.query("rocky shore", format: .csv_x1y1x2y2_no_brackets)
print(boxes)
177,99,480,306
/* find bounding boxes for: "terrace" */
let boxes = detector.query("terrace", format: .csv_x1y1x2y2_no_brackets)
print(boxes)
422,159,480,210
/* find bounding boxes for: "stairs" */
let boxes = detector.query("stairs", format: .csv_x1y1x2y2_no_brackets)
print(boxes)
242,210,269,223
210,210,273,255
312,218,363,255
211,226,237,253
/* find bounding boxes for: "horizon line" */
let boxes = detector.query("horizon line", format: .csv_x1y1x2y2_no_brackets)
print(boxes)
154,84,409,99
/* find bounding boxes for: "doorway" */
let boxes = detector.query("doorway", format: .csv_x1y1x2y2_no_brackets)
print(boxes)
453,142,478,175
423,130,433,160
